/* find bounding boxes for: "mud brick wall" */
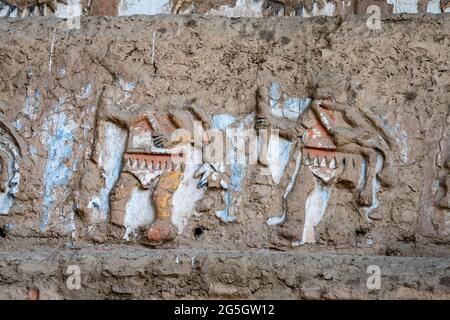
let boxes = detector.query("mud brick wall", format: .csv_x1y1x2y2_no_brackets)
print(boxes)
0,14,449,256
1,0,450,19
0,248,449,299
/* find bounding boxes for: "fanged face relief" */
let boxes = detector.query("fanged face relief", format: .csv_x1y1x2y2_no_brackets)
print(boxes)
123,114,186,188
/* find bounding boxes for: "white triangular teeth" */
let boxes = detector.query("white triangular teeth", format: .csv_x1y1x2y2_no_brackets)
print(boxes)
21,7,30,17
329,157,337,169
0,6,9,17
31,6,41,16
313,156,319,166
128,158,137,168
304,155,311,166
42,4,49,16
320,157,327,167
125,157,181,172
9,7,17,18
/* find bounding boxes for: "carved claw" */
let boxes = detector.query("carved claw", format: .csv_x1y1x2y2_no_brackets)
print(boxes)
151,132,167,148
194,163,214,188
171,0,185,14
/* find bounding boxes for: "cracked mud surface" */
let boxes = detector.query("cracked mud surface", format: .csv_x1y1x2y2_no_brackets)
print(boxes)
0,246,449,299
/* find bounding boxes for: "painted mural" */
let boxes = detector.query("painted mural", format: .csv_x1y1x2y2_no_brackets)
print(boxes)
0,72,419,247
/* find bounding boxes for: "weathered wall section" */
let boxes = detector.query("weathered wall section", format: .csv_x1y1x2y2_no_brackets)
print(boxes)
1,248,449,299
0,15,449,256
1,0,450,19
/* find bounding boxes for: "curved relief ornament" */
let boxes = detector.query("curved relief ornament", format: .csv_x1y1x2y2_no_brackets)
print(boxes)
0,116,21,215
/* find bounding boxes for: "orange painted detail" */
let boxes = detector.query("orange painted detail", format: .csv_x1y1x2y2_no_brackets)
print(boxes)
131,114,176,134
322,108,335,120
147,219,176,242
133,118,152,130
303,106,336,150
154,171,183,219
125,114,185,171
154,114,177,134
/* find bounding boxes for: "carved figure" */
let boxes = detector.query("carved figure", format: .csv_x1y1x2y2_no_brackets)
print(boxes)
258,74,398,244
82,83,211,242
0,0,77,17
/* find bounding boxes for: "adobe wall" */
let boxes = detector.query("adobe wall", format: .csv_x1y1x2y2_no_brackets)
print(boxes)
0,14,448,257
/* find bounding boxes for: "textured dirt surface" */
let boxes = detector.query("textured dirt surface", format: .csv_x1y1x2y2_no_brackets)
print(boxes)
0,246,448,299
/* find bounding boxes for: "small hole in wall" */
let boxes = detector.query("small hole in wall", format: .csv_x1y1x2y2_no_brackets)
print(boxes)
355,228,368,236
194,227,204,238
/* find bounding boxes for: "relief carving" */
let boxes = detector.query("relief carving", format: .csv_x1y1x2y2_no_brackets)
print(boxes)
256,74,399,245
78,82,211,243
0,116,22,215
72,73,408,246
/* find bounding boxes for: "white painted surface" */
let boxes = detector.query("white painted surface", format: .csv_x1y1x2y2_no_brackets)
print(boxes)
22,89,41,121
207,0,264,17
0,139,20,215
40,100,77,231
210,113,255,223
172,146,205,233
118,0,171,16
267,134,292,185
124,187,155,240
131,131,153,149
79,83,92,99
269,83,310,121
387,0,419,13
379,116,409,163
363,154,384,221
266,150,302,226
55,0,81,18
88,121,127,223
300,176,331,244
426,0,442,13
